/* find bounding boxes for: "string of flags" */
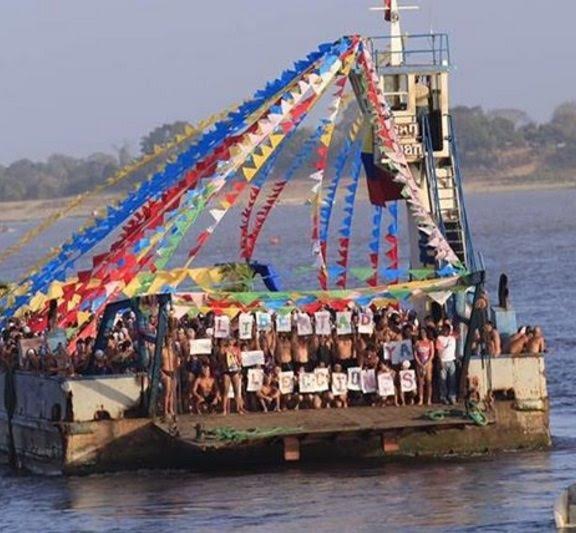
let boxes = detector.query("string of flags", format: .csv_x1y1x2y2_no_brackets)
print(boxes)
58,37,361,337
2,34,471,350
335,141,364,289
243,121,326,261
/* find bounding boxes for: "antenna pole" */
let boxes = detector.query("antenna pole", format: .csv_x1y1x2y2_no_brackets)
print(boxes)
388,0,403,66
370,0,417,66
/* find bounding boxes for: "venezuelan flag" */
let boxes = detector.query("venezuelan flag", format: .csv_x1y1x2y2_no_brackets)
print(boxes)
361,127,404,206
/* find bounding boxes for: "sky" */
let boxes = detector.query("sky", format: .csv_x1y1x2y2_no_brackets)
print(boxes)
1,0,575,164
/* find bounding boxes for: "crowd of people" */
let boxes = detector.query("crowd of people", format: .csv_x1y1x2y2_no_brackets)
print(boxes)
0,300,547,419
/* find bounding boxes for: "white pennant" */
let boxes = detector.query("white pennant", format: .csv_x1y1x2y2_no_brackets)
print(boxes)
210,209,226,223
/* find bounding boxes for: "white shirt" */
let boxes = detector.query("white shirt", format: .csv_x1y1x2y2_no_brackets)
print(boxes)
436,335,457,363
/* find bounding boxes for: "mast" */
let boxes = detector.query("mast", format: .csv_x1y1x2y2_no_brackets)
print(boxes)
370,0,419,66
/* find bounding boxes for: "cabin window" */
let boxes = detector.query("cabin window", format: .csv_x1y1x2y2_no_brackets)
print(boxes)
383,74,409,111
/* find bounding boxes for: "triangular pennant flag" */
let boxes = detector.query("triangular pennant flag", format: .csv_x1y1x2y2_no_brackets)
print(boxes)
209,209,226,223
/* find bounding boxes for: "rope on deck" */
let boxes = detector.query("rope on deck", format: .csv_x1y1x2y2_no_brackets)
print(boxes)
423,403,488,427
201,426,304,443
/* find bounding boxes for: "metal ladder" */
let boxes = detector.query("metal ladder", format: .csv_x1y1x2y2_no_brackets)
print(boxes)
422,115,476,270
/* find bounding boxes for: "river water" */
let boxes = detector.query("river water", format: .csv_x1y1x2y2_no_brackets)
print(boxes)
0,188,575,531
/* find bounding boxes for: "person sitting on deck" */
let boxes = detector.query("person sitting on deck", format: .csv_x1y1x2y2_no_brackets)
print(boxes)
256,373,281,412
191,364,220,414
525,326,546,354
505,327,528,355
474,321,502,357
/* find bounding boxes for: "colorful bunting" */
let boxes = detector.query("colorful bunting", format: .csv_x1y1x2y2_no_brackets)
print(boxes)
335,141,364,289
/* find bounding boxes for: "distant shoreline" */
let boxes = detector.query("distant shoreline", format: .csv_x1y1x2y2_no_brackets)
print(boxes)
0,180,573,224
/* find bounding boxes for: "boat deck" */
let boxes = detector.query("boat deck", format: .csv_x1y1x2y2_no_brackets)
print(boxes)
157,404,493,453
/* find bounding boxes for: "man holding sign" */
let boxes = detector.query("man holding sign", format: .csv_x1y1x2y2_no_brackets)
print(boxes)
334,311,356,370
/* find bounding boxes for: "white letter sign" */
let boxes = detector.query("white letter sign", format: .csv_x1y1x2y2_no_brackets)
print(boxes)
240,350,265,367
238,313,254,340
400,369,417,393
377,373,396,397
314,367,330,392
347,367,362,391
214,315,230,339
299,372,318,393
336,311,353,335
296,313,313,336
331,373,348,396
279,371,294,395
314,311,331,336
384,340,414,364
357,310,374,335
361,369,377,394
256,311,272,332
189,338,212,355
247,368,264,392
275,313,292,333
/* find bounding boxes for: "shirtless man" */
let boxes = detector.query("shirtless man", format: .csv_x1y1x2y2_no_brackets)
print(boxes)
356,333,372,369
333,332,355,369
481,321,502,357
505,327,528,355
275,332,293,370
526,326,546,354
257,331,276,372
373,317,387,345
161,334,178,418
192,365,220,414
292,331,311,371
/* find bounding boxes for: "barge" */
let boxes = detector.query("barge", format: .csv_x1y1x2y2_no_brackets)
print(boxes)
0,352,549,475
0,1,551,474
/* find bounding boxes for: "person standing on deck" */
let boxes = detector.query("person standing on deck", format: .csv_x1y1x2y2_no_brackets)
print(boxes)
275,331,293,370
292,330,311,371
436,324,458,405
414,328,435,406
161,334,178,418
218,339,245,415
333,329,356,370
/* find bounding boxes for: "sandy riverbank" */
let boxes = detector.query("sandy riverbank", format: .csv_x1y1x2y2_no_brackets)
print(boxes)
0,179,573,224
